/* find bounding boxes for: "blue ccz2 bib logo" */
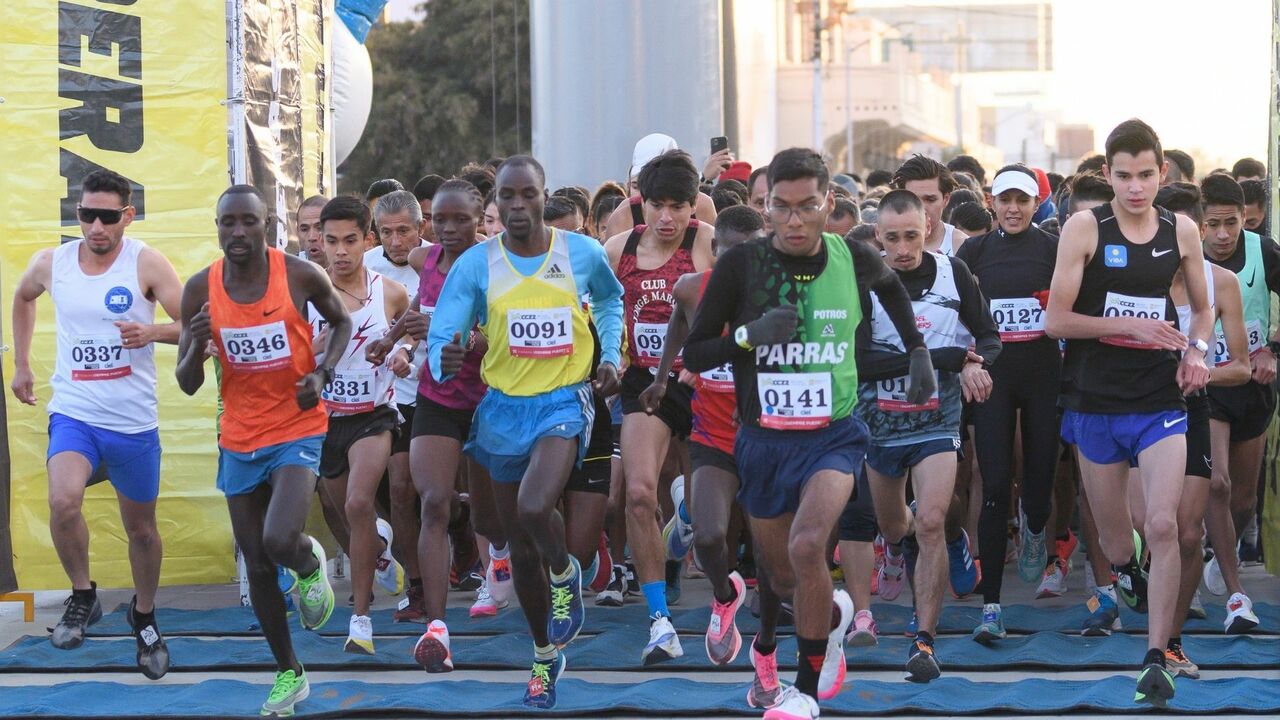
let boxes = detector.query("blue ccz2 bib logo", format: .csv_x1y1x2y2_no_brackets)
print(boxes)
105,286,133,314
1103,245,1127,268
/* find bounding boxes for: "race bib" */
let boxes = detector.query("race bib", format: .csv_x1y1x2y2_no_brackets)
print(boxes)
699,363,735,393
323,368,376,413
1214,319,1266,366
1099,293,1167,349
419,304,435,322
990,297,1045,342
633,321,672,364
68,334,130,381
876,373,940,412
757,372,832,430
507,307,573,357
220,321,290,372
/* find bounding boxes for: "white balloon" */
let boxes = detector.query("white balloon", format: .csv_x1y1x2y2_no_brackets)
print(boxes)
332,20,372,166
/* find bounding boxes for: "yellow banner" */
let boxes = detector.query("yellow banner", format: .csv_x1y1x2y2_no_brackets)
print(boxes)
0,1,232,588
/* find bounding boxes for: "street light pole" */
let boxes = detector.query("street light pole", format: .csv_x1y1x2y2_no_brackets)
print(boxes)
812,0,823,152
845,37,854,174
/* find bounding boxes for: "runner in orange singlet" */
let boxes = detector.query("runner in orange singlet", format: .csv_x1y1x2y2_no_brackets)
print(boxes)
176,185,352,717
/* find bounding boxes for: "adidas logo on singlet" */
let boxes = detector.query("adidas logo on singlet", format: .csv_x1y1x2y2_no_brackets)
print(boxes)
822,324,836,337
545,263,566,279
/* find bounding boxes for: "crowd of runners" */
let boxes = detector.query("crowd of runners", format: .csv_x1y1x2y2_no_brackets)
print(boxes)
11,117,1274,718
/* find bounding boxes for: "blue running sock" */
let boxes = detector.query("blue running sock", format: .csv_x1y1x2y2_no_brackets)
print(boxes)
641,581,669,618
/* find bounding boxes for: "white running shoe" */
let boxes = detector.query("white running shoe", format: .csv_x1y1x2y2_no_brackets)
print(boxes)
1202,555,1227,597
487,552,515,605
344,614,374,655
374,518,405,596
414,619,453,673
817,589,853,700
470,579,506,618
763,685,820,720
641,615,684,665
1225,592,1260,634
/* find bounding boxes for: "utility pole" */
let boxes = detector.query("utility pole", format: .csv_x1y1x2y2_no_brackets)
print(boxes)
812,0,823,152
952,20,966,153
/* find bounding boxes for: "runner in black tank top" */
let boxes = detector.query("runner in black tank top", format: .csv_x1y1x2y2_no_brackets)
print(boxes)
1044,119,1211,710
955,165,1060,640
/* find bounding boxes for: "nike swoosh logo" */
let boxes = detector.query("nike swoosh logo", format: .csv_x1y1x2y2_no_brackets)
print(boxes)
1246,269,1256,288
298,451,319,463
1164,415,1187,428
1152,248,1175,258
263,307,280,316
1203,455,1212,467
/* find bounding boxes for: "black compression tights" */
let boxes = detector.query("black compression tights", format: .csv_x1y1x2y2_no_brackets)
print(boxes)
971,350,1061,604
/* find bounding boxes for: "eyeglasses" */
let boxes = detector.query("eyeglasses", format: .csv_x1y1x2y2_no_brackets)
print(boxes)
766,199,827,224
77,206,130,225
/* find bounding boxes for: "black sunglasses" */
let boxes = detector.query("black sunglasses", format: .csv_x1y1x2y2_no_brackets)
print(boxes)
77,206,129,225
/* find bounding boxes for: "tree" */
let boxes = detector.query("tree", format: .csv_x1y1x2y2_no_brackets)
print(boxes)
339,0,531,194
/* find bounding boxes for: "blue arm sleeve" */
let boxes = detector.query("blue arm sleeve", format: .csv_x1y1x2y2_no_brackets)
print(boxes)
427,247,487,382
574,236,624,368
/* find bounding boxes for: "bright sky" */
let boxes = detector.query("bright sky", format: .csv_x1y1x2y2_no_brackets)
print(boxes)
1052,0,1272,166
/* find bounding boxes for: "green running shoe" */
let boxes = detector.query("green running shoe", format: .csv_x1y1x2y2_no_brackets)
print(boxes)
260,666,309,716
1134,662,1175,708
296,536,334,630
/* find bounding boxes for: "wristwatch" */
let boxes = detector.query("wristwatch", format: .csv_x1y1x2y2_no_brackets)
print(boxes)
1191,338,1209,356
315,365,334,386
1267,340,1280,356
735,325,753,350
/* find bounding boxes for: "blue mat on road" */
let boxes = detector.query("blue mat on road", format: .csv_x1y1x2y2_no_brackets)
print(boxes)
4,629,1274,673
1,676,1277,717
82,601,1280,638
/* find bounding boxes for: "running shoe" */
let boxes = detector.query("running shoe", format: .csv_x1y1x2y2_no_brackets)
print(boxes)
1165,640,1200,679
1115,531,1148,613
596,565,628,607
260,666,309,717
414,619,453,672
1135,661,1175,708
547,556,584,648
278,565,298,596
1202,555,1228,596
817,589,854,700
1186,590,1207,620
1225,592,1260,634
1239,518,1261,565
762,686,819,720
453,565,484,592
523,652,566,709
1018,520,1047,584
344,614,374,655
972,603,1006,644
374,518,405,596
706,571,746,665
297,536,335,630
127,596,169,680
846,609,878,647
589,535,612,593
1036,557,1068,599
393,585,427,623
1057,530,1079,569
947,529,981,598
878,547,907,601
663,476,694,561
747,636,783,709
470,580,505,618
905,611,918,638
1081,589,1122,637
642,614,684,665
665,559,682,606
489,553,515,605
51,584,102,650
905,635,940,683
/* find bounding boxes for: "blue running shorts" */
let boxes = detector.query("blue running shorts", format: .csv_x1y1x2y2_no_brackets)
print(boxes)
866,437,962,479
734,414,870,519
466,383,593,483
1060,409,1187,466
47,413,161,504
217,435,324,496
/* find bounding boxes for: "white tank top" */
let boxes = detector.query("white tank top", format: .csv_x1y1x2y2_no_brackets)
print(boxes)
48,237,158,433
1177,260,1218,363
319,270,396,416
869,252,963,352
938,223,956,256
364,244,427,406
